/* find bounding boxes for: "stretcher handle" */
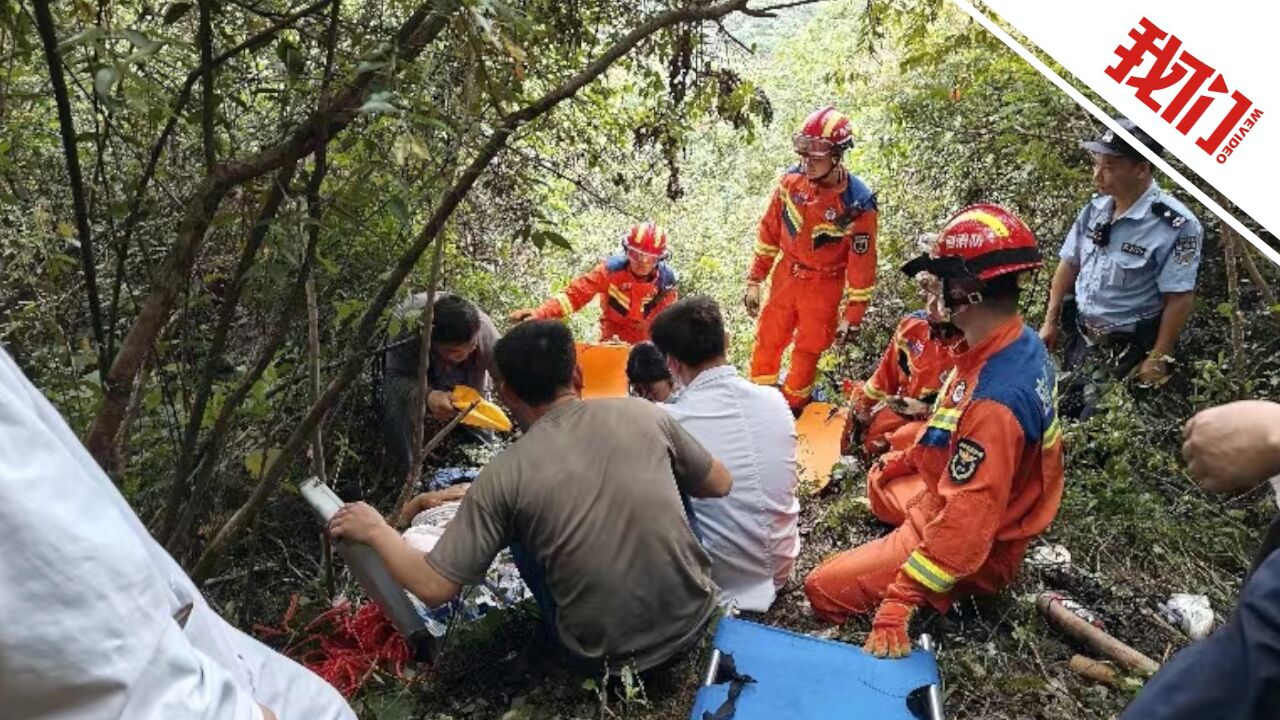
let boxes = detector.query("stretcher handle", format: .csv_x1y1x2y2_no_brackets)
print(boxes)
918,634,946,720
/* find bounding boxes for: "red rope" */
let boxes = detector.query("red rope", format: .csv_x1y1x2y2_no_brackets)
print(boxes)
257,596,412,697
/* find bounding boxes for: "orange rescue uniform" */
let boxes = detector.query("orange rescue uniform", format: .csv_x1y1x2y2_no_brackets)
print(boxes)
805,318,1064,622
530,254,678,345
748,169,878,408
848,311,958,456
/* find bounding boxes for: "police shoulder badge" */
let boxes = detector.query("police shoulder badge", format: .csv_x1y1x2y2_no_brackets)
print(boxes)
949,438,986,484
851,232,871,254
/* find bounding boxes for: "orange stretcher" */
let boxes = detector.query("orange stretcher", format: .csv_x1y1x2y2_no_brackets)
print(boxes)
795,402,847,495
576,342,631,399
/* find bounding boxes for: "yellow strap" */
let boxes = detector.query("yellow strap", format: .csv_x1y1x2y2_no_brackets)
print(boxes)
607,284,631,309
903,550,957,593
1044,417,1062,448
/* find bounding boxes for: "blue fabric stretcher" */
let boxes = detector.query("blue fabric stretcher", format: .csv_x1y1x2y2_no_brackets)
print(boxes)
689,618,941,719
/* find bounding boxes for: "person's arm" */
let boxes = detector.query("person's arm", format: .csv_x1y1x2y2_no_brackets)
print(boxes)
857,320,904,418
1041,206,1090,348
1183,400,1280,495
398,483,471,527
1141,219,1204,383
330,502,461,607
534,262,609,320
1040,261,1080,349
841,208,878,328
748,185,784,284
660,410,732,498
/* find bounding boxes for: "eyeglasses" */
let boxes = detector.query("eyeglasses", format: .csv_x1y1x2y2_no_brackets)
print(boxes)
792,134,835,157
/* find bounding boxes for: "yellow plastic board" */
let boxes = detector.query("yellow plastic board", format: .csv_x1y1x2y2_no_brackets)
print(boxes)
450,385,513,432
795,402,847,495
576,342,631,400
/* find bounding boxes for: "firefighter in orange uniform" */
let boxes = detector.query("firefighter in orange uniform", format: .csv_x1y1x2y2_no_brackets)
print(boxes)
510,223,677,344
844,306,962,458
804,204,1065,659
744,106,878,412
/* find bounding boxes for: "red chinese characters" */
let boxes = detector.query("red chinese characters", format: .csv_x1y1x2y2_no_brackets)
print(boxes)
1105,17,1264,164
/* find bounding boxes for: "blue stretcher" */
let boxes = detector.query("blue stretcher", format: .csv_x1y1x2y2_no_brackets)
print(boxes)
689,618,945,720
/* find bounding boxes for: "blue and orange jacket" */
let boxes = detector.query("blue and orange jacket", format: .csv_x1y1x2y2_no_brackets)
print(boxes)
749,168,878,325
532,254,678,344
888,317,1065,604
853,311,959,414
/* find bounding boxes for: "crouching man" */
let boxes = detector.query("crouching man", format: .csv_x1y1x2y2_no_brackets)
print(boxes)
332,320,731,672
804,205,1065,658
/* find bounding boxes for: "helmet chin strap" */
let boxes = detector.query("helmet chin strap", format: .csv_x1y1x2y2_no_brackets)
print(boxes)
806,156,844,184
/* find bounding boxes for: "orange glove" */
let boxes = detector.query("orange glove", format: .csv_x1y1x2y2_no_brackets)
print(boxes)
864,599,915,658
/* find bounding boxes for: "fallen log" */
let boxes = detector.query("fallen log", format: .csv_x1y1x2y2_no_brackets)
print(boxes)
1037,592,1160,676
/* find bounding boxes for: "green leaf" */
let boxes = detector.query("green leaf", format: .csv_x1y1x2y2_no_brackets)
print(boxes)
388,196,409,224
123,28,165,62
57,26,104,53
244,448,283,478
93,66,120,99
162,2,193,24
533,229,572,250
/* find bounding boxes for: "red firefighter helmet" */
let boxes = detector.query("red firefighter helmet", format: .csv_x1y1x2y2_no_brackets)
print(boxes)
933,204,1042,280
901,204,1042,307
794,106,853,156
623,222,669,259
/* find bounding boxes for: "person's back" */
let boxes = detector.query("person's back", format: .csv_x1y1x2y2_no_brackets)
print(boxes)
650,295,800,612
466,396,718,666
669,368,799,611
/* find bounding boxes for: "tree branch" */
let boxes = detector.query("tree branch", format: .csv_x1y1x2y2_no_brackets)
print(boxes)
198,0,217,172
191,0,754,581
32,0,107,376
86,2,453,469
157,162,298,543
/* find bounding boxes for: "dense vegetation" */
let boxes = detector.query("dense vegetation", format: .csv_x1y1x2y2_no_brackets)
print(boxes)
3,0,1279,717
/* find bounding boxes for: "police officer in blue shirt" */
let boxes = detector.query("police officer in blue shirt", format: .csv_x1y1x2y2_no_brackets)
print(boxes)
1040,118,1203,419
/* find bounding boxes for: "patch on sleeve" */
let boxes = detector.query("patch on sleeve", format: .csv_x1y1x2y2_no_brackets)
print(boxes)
852,232,871,255
948,438,986,484
1173,235,1200,265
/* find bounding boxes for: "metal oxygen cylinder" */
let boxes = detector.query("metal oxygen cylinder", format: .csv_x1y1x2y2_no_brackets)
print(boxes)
298,477,434,660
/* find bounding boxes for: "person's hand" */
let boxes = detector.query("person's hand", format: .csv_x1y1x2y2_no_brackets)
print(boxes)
864,600,914,659
886,395,930,419
426,389,457,421
398,483,471,526
742,282,762,318
508,308,536,323
329,502,394,545
1183,401,1280,495
257,704,278,720
1039,321,1059,350
835,319,859,346
1136,355,1172,387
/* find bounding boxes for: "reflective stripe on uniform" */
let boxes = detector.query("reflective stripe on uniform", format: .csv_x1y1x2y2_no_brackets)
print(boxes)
783,380,815,399
844,285,874,302
903,550,957,593
863,381,888,402
755,239,780,257
607,284,631,310
750,374,779,386
554,292,573,317
1043,417,1062,448
928,407,962,431
780,190,803,238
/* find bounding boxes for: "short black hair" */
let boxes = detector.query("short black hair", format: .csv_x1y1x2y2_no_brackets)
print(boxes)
432,294,481,347
649,296,726,367
627,342,672,385
493,320,576,406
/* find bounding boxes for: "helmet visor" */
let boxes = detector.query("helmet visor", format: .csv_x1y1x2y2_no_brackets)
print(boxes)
792,134,835,157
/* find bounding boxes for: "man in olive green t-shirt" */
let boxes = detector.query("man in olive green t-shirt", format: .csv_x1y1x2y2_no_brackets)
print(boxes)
331,320,732,671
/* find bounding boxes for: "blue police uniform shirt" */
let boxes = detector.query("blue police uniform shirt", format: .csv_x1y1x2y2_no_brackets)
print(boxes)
1059,183,1203,332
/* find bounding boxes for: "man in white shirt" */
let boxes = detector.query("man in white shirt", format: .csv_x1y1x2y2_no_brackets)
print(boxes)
650,296,801,612
0,345,354,720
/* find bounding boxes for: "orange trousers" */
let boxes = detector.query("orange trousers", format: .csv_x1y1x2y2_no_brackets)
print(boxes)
750,268,844,409
804,473,1031,623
